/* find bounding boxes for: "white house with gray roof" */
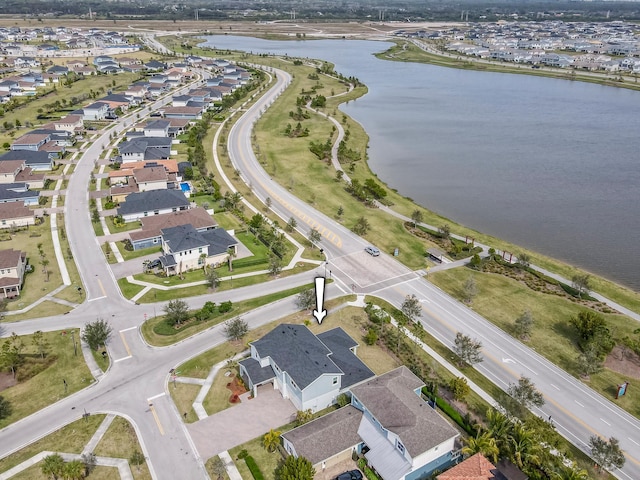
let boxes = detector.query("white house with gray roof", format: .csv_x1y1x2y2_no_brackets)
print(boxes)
282,366,459,480
239,324,375,414
116,189,189,223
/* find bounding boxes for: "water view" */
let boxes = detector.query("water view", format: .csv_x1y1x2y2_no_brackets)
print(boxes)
203,35,640,291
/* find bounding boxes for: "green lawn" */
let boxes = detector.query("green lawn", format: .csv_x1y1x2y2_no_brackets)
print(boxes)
93,416,152,480
0,329,93,429
430,268,640,418
4,300,71,322
0,220,63,313
10,464,119,480
203,369,241,416
168,383,200,424
140,283,313,346
119,244,161,262
0,415,106,472
117,278,145,300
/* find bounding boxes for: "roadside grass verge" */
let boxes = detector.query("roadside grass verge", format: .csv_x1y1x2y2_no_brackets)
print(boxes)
0,329,93,429
52,214,86,305
0,415,106,472
4,300,71,322
203,369,238,416
10,464,117,479
93,416,153,480
119,245,160,262
117,278,145,300
205,456,230,480
140,283,313,347
168,383,200,424
91,348,110,373
429,268,640,418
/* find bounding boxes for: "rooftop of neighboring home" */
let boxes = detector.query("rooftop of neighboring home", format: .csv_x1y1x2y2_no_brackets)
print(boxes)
133,166,168,183
130,207,216,242
161,224,237,256
117,189,189,216
351,366,459,458
0,202,32,220
0,249,25,269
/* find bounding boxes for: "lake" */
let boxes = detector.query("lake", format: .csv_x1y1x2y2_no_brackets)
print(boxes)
202,35,640,291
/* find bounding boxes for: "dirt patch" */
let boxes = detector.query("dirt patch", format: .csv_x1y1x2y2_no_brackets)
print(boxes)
605,345,640,379
0,372,17,393
226,374,248,403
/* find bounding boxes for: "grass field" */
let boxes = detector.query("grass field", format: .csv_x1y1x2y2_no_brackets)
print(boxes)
0,329,93,429
0,415,106,472
168,383,200,424
140,283,313,346
4,300,71,322
10,464,119,480
93,416,152,480
430,268,640,418
203,368,238,416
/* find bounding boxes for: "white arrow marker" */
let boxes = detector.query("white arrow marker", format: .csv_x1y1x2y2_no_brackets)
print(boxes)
313,277,327,324
502,358,516,364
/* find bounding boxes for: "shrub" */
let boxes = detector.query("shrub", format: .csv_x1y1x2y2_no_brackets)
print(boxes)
364,328,378,346
237,449,248,460
244,456,264,480
219,301,233,313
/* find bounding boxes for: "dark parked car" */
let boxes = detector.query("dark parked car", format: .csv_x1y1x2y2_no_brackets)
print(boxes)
336,470,363,480
149,259,161,269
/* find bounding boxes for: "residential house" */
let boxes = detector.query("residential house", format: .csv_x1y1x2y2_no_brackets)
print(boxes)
129,207,215,250
133,166,169,192
239,324,375,413
0,249,27,298
0,183,39,206
82,102,109,121
144,120,170,138
144,60,167,71
47,65,68,76
117,137,172,163
0,150,54,171
0,79,19,95
99,93,135,111
0,159,44,189
116,189,189,223
11,133,49,152
0,203,35,229
117,57,141,67
108,159,179,186
437,453,528,480
282,367,460,480
162,106,204,120
158,223,238,275
124,85,148,101
50,114,83,133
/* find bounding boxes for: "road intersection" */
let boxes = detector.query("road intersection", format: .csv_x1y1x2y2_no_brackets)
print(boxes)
0,53,638,480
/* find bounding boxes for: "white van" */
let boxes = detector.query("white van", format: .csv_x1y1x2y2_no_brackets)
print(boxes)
365,246,380,257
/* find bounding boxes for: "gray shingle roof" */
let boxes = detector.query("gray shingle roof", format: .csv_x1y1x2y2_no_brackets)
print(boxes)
238,357,275,385
117,189,189,216
281,405,363,465
161,224,208,252
350,366,458,457
251,324,343,390
200,228,238,256
0,150,52,167
317,328,375,389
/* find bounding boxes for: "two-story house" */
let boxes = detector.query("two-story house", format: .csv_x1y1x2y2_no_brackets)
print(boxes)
157,223,238,275
50,114,83,133
133,166,169,192
0,248,28,298
0,202,35,230
116,189,189,223
281,366,460,480
82,102,109,121
239,324,375,413
0,150,54,171
117,137,172,163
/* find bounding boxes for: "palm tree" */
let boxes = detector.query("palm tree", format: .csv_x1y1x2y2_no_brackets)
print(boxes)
262,428,282,453
462,430,499,463
486,408,512,455
226,247,236,272
508,424,541,470
552,465,590,480
41,454,64,479
63,459,85,480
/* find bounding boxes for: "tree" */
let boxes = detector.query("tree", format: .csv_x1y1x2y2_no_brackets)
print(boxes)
507,376,545,412
453,332,483,366
275,455,315,480
63,459,85,480
337,205,344,218
570,310,613,357
308,228,321,246
589,436,625,472
352,216,370,235
463,276,477,304
439,224,451,239
516,252,531,268
205,268,220,290
286,217,297,232
81,319,113,351
364,328,378,346
41,257,50,281
163,299,190,326
449,376,470,400
1,333,24,378
401,294,422,322
269,255,282,276
41,453,64,480
129,451,146,471
577,344,603,378
81,452,97,476
227,247,237,272
32,330,49,359
552,466,589,480
295,289,316,311
462,430,499,463
411,209,423,227
265,197,272,210
572,274,591,299
263,428,282,452
295,409,313,426
225,317,248,342
514,310,534,340
0,395,12,420
210,455,226,479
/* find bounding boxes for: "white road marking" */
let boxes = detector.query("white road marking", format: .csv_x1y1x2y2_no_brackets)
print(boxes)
550,383,560,390
119,326,137,332
575,400,585,407
628,437,640,446
600,418,611,426
147,392,165,402
88,296,106,302
113,356,132,363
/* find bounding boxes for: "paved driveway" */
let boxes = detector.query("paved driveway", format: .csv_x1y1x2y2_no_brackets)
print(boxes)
187,385,296,460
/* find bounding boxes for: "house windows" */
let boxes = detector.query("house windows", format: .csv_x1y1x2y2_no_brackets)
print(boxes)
397,440,405,455
143,211,148,217
332,377,338,385
153,210,159,215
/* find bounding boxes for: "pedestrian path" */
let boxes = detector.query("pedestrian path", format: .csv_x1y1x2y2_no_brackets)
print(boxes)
0,415,134,480
219,450,243,480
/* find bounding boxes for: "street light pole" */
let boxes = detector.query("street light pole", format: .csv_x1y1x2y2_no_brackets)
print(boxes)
71,330,77,356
